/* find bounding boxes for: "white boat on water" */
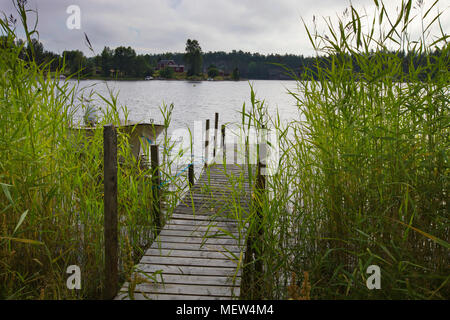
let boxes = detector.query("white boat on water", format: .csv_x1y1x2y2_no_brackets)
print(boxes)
70,98,165,164
144,76,154,80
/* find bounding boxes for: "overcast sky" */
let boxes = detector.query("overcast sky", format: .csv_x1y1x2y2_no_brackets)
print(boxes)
1,0,449,57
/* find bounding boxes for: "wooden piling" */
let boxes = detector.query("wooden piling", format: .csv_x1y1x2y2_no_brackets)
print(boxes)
204,119,210,167
254,141,266,297
188,159,194,188
103,124,118,300
221,124,226,162
242,128,266,299
213,112,219,158
151,145,162,231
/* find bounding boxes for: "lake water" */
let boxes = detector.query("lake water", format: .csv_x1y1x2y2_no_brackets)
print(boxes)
70,79,302,181
71,79,301,132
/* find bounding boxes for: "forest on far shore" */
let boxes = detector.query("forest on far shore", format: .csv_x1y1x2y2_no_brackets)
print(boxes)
4,36,445,81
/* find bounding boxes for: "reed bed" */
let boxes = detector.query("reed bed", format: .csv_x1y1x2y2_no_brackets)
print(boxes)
229,0,449,299
1,0,448,300
0,3,187,299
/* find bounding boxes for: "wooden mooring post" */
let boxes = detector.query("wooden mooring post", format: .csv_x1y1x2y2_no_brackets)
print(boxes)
221,124,226,162
151,145,162,231
188,134,194,187
254,141,266,295
204,119,210,167
241,135,266,299
103,124,118,300
188,157,194,188
213,112,219,158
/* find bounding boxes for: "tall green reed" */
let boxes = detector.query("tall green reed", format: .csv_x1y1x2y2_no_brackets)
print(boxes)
0,2,185,299
228,0,448,299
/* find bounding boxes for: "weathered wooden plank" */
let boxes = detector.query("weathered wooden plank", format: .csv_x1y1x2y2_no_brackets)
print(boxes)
193,179,250,185
144,248,239,260
168,215,237,223
129,273,240,287
193,183,250,189
169,213,238,224
185,196,251,201
153,235,241,246
135,264,242,277
172,206,248,213
168,213,236,222
197,176,251,181
184,193,249,199
199,172,246,177
201,172,250,177
149,241,242,253
166,222,249,231
175,204,250,211
179,194,250,201
199,174,249,179
159,274,239,287
123,282,240,297
160,228,239,238
188,196,251,202
140,255,237,268
162,227,240,238
166,218,238,227
115,292,230,300
115,292,228,300
164,222,239,231
176,202,244,209
171,210,242,218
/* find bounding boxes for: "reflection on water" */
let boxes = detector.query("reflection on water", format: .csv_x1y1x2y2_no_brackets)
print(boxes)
69,79,301,132
69,79,302,198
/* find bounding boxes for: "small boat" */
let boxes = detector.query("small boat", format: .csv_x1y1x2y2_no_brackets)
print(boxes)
69,119,165,164
144,76,154,80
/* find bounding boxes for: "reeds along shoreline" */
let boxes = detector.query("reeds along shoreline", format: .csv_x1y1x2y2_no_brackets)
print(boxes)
0,3,187,299
234,0,449,299
1,0,448,300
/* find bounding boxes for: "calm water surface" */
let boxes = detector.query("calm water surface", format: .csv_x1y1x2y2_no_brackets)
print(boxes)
71,79,302,179
71,79,302,133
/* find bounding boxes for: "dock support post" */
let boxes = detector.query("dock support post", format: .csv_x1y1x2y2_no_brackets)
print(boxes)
103,124,118,300
204,119,210,167
241,127,266,299
188,157,194,188
254,141,266,297
221,124,226,163
213,112,219,158
151,145,162,232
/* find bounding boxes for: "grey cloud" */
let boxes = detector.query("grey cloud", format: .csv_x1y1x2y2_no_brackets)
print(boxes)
1,0,448,57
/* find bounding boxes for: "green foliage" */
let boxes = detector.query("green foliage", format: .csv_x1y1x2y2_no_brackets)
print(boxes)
159,66,174,79
207,64,219,78
113,46,136,77
10,34,445,81
100,46,113,77
184,39,203,76
232,67,240,80
233,0,449,299
0,2,186,299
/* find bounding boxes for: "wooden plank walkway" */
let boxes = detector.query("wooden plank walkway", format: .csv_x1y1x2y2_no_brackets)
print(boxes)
115,163,251,300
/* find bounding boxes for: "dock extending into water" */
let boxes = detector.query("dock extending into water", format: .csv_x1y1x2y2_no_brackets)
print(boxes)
115,163,251,300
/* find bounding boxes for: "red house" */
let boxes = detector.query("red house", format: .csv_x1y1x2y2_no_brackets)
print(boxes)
157,60,185,73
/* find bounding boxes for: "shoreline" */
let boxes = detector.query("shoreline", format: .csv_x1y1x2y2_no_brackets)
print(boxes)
64,76,297,82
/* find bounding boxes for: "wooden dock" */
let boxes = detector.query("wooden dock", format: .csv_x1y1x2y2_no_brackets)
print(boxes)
115,163,251,300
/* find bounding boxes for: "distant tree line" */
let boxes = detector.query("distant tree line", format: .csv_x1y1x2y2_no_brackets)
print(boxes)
2,36,445,81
